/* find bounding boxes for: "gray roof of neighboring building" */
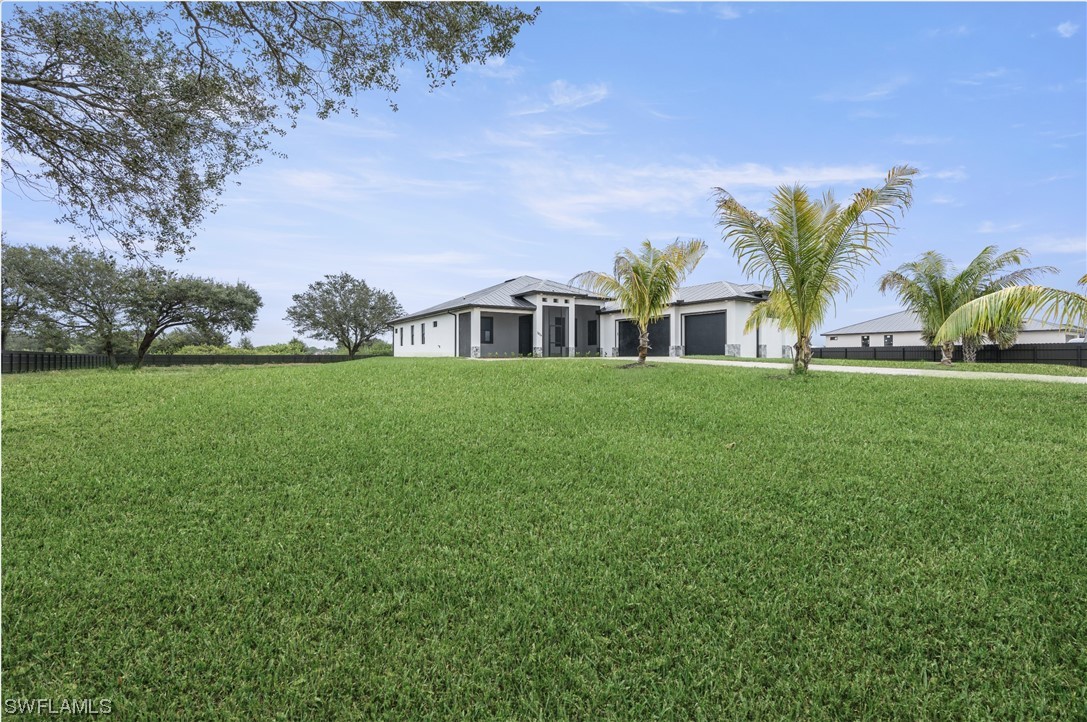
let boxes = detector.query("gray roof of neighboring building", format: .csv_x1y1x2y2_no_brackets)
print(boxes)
599,280,770,313
391,275,606,323
822,309,1076,336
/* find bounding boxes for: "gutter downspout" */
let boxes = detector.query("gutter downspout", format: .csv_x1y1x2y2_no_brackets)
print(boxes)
447,311,459,357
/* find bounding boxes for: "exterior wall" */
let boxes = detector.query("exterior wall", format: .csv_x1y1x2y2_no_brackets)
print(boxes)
393,314,457,357
599,299,791,358
479,311,527,357
823,331,926,348
822,329,1073,348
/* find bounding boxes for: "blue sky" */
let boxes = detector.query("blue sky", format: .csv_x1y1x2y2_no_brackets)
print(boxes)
4,1,1085,345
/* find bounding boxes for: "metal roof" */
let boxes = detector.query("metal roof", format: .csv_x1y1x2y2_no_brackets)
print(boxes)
822,309,1078,336
391,275,606,323
599,280,770,313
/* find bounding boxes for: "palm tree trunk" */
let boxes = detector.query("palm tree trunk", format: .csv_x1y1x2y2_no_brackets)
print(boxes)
939,341,955,366
793,335,813,374
962,336,979,363
638,329,650,365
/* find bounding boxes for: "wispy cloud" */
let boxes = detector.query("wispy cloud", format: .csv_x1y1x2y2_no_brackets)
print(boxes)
466,56,522,80
930,166,968,182
977,220,1024,234
715,5,742,20
1057,21,1080,38
930,195,962,206
951,68,1009,86
370,251,485,266
1027,235,1086,255
925,25,970,39
818,76,911,102
509,80,610,116
548,80,610,110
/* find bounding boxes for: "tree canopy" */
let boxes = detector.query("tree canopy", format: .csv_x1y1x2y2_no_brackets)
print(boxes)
1,2,539,258
572,239,706,365
285,273,403,358
878,246,1055,364
714,165,918,373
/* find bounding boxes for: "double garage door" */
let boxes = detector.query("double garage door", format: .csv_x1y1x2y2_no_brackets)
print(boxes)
617,312,728,357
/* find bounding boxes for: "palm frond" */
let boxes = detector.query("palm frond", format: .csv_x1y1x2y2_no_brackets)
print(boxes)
935,285,1087,343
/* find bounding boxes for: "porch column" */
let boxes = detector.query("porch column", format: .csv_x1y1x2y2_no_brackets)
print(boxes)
568,303,577,357
533,302,544,357
670,306,682,357
470,308,481,358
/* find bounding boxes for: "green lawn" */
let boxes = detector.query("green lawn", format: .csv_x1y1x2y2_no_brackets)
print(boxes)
3,359,1086,719
689,354,1087,377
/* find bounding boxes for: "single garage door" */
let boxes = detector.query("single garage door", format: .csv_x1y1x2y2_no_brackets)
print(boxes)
618,318,670,357
683,312,727,356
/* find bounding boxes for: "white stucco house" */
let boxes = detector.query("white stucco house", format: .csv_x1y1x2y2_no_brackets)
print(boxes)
390,275,792,359
821,309,1080,348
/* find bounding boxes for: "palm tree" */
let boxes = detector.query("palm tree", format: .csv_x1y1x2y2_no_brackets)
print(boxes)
714,165,918,373
935,274,1087,348
878,246,1056,365
572,239,707,365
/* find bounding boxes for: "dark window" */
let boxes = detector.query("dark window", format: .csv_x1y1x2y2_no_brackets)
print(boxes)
588,320,598,346
563,299,569,304
399,327,403,346
410,325,414,345
829,336,838,341
421,322,425,344
481,316,494,344
884,334,894,347
433,321,438,328
861,335,870,347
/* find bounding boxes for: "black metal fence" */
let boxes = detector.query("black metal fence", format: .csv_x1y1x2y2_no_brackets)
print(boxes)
2,351,382,374
812,343,1086,367
2,351,112,374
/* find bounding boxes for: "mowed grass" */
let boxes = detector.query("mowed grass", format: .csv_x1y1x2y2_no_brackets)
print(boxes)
3,359,1086,720
689,355,1087,377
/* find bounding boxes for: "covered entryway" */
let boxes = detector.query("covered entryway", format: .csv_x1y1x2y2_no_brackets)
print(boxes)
683,312,727,356
618,318,670,357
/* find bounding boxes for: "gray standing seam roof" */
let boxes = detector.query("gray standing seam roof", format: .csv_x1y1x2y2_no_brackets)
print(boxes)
393,276,771,323
391,276,605,323
822,309,1077,336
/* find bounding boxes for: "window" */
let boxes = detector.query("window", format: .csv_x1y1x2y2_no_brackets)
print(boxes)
829,336,838,341
563,299,569,304
421,322,425,344
399,327,403,346
587,320,598,346
884,334,894,347
481,316,494,344
861,335,870,347
433,321,438,328
410,325,414,345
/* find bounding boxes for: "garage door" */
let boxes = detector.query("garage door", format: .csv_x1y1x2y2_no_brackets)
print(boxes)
683,312,727,356
618,318,670,357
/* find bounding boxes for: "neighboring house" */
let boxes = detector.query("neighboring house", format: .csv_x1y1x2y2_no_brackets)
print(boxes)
821,309,1081,348
390,275,792,358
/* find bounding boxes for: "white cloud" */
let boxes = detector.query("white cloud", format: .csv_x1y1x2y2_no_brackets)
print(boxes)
467,56,523,80
977,221,1024,234
930,195,961,206
715,5,741,20
548,80,610,110
930,167,968,182
818,76,911,102
1027,235,1086,254
951,68,1009,86
1057,21,1080,38
925,25,970,39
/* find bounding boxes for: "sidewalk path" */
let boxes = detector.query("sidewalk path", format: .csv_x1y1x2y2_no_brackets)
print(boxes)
622,356,1087,385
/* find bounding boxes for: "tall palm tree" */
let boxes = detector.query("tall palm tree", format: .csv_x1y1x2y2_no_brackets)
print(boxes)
878,246,1056,365
935,274,1087,347
714,165,918,373
572,239,706,365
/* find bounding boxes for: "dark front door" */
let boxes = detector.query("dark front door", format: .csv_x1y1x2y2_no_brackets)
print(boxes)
518,315,532,356
618,318,670,357
683,312,727,356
